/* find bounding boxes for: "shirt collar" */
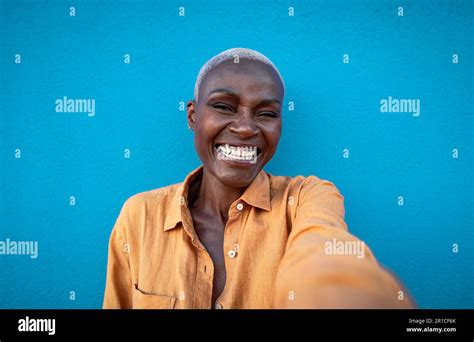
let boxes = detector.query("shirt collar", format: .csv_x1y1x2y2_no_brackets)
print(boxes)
163,165,272,231
239,168,272,212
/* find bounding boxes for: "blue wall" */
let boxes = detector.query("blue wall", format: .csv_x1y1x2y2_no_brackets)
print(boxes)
0,0,472,308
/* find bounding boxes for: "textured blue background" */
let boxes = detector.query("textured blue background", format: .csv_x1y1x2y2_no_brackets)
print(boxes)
0,0,472,308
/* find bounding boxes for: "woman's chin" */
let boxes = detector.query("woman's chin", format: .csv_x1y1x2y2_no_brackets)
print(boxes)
210,163,262,188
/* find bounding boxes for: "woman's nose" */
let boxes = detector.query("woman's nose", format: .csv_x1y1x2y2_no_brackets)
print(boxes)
228,109,259,139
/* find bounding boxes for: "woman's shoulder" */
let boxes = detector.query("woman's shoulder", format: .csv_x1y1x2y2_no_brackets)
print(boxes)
267,172,341,195
267,172,345,219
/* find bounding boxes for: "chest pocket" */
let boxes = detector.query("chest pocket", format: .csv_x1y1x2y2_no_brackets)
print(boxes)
133,286,177,309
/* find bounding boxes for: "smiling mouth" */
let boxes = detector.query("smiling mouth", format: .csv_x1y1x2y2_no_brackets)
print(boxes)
214,143,262,164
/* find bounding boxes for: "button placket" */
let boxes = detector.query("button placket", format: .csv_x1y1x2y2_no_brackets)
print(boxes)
216,201,247,309
227,242,240,258
193,251,213,309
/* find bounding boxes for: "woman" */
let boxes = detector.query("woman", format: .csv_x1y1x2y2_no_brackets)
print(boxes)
103,48,415,309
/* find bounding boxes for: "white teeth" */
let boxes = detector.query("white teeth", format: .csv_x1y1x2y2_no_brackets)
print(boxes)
216,144,258,163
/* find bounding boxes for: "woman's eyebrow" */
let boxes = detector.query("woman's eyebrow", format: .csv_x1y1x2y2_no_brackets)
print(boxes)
207,88,237,98
207,88,281,106
257,98,281,106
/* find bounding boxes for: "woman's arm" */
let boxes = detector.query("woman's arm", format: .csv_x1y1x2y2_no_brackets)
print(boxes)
273,177,416,309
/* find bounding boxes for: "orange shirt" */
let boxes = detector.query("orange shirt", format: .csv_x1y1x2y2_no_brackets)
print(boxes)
103,166,415,309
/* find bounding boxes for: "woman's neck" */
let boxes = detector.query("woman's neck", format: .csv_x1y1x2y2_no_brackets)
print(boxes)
189,168,245,224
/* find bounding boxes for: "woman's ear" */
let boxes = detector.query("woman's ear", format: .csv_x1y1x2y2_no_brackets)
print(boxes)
187,100,196,131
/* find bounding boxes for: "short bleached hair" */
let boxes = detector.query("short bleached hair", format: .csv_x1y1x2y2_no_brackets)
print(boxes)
194,47,285,102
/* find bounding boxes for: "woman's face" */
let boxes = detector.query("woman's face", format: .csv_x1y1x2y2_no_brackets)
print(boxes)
187,59,284,188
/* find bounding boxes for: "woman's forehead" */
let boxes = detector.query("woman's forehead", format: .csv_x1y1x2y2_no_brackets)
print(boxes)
200,59,284,100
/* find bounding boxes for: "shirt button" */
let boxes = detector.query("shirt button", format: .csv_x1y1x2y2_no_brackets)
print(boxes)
215,302,223,309
227,250,237,258
236,203,244,211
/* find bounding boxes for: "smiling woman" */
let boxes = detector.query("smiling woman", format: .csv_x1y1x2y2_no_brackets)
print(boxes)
103,48,416,309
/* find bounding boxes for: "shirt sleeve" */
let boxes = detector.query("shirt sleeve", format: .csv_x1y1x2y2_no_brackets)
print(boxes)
273,177,416,308
103,199,134,309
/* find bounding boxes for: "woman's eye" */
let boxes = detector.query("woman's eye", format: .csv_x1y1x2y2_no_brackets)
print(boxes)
213,104,234,112
258,112,278,118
